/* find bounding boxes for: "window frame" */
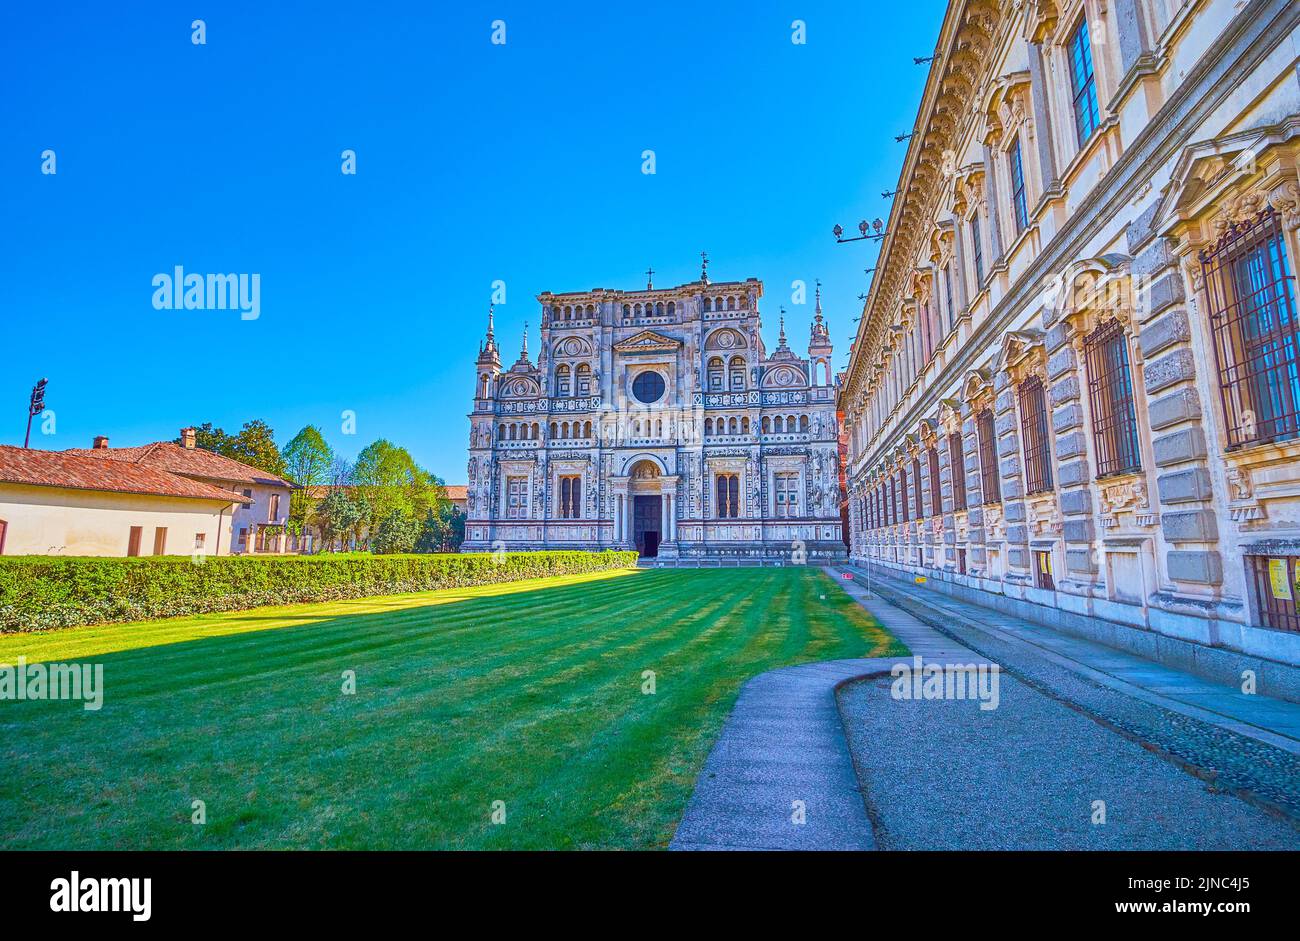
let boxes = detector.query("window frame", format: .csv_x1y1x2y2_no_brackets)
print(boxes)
976,408,1001,506
1018,375,1054,495
1009,138,1029,234
1083,319,1143,478
948,432,968,512
1067,16,1101,148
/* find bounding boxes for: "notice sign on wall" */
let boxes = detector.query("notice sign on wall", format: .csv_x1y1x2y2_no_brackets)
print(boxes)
1268,558,1293,601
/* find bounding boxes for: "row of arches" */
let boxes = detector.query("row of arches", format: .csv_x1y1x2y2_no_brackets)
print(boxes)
498,422,541,441
704,414,813,436
549,420,594,440
622,301,677,318
704,295,748,312
554,304,596,321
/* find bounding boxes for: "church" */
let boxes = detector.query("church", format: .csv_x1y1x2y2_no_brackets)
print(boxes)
463,260,846,563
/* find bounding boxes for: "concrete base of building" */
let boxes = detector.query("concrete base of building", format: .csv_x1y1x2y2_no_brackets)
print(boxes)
852,555,1300,703
463,540,847,565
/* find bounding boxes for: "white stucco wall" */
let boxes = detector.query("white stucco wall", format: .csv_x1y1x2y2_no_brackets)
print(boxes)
0,483,236,557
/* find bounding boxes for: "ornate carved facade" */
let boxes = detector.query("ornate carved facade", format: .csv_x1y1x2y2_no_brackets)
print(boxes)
840,0,1300,666
464,267,845,563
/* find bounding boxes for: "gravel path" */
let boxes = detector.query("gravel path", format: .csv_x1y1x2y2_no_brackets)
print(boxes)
838,672,1300,849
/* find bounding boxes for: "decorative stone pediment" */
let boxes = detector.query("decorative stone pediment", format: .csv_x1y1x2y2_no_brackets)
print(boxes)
500,375,541,398
553,336,594,358
998,329,1047,385
938,398,964,435
615,330,681,354
1053,254,1135,334
984,71,1031,149
961,367,994,406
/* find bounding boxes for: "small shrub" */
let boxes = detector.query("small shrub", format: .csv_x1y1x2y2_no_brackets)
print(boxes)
0,551,639,633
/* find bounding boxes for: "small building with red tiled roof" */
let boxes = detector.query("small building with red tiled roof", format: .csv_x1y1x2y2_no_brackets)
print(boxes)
65,427,294,555
0,444,241,557
444,485,468,514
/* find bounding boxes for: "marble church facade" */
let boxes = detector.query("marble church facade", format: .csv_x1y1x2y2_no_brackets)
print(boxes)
463,267,846,563
840,0,1300,668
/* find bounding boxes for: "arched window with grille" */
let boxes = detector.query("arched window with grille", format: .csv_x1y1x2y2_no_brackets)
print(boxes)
1083,319,1142,477
948,432,968,511
912,457,924,519
976,408,1001,505
1018,376,1053,493
1200,208,1300,449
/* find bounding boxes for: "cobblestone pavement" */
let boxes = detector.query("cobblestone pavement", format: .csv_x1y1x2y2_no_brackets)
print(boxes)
837,568,1300,847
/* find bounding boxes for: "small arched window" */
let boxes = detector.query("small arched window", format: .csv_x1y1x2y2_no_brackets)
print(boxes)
556,364,571,396
550,422,558,439
762,416,771,434
667,301,675,315
704,297,713,312
741,417,750,435
623,304,631,317
729,356,746,391
727,296,736,310
708,357,725,391
705,418,714,436
576,363,591,396
799,415,809,433
655,302,664,316
774,416,785,433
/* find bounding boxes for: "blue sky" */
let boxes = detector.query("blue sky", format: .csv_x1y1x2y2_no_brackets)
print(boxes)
0,1,944,482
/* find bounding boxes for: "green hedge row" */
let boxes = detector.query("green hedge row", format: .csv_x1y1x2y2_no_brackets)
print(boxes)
0,551,639,632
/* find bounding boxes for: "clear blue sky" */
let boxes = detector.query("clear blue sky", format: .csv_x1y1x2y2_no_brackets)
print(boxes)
0,0,944,482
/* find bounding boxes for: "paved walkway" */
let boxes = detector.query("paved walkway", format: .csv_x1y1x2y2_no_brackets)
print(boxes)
671,566,1300,850
671,575,990,851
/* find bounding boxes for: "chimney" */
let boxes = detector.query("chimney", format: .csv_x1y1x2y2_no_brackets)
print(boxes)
92,435,109,450
180,427,196,450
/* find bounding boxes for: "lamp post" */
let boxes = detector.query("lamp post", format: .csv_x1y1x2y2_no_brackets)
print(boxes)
23,378,47,448
832,219,886,244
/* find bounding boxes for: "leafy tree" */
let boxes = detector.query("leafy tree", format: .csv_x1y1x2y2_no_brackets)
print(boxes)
187,419,286,477
414,503,466,553
314,489,360,552
282,426,335,532
351,439,442,533
373,509,419,554
349,489,373,551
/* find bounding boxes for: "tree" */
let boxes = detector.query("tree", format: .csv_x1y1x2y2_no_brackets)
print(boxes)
314,489,360,552
373,509,418,554
351,439,442,535
414,502,466,553
282,426,335,532
187,419,286,477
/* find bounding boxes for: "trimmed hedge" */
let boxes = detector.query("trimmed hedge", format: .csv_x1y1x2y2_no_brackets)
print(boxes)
0,551,639,632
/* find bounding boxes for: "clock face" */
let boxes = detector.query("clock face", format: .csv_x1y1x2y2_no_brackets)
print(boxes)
632,370,666,404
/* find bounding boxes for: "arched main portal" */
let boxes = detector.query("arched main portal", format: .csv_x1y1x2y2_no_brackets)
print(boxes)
629,460,662,558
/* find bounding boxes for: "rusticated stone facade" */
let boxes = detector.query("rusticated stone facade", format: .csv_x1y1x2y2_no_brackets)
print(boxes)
464,268,845,563
840,0,1300,667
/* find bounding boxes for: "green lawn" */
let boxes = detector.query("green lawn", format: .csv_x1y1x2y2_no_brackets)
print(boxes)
0,566,904,850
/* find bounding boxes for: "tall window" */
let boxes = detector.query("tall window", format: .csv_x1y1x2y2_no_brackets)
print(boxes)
559,475,582,519
944,264,956,330
928,447,942,516
976,409,1001,505
1084,319,1142,477
1201,208,1300,449
268,493,280,521
1009,140,1029,233
1068,17,1100,147
899,469,910,523
971,218,984,287
729,357,746,391
948,432,968,512
775,472,799,518
1018,375,1054,494
912,457,924,519
128,526,143,557
716,473,740,518
576,363,592,396
708,358,724,392
556,364,571,396
506,476,529,519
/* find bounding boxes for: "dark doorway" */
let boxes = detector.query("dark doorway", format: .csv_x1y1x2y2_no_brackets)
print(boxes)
633,495,661,558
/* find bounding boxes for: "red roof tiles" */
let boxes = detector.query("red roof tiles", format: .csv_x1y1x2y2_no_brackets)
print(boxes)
66,441,291,488
0,445,243,503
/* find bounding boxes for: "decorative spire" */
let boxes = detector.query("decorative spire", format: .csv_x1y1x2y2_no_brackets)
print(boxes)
521,321,529,358
477,303,501,366
700,250,709,285
488,303,495,339
814,279,823,323
777,307,789,349
646,266,655,290
811,281,830,345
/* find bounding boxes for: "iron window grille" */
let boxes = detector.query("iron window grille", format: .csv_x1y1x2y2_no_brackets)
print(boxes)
977,408,1001,505
1246,555,1300,633
928,447,942,516
913,457,924,519
1084,319,1142,477
1034,550,1055,591
948,432,968,512
716,474,740,518
1009,140,1029,233
1018,375,1054,494
1199,208,1300,449
1068,17,1100,147
900,469,910,523
944,264,956,331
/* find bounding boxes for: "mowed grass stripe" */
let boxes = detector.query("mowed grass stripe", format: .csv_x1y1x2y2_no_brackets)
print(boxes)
0,567,904,849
